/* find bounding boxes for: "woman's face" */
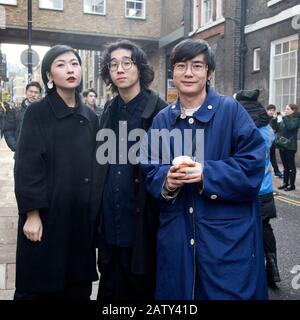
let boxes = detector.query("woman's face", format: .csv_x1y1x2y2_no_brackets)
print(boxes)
47,51,81,92
285,105,295,116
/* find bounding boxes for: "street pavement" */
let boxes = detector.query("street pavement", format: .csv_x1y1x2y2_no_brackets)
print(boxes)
0,137,299,300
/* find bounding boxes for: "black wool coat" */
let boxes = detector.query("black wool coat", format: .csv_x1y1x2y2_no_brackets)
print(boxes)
14,92,99,293
90,89,167,275
4,99,28,152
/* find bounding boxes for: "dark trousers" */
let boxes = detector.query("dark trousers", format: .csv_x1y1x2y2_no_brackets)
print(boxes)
14,282,92,300
97,244,155,301
279,149,296,172
262,219,277,254
270,142,280,173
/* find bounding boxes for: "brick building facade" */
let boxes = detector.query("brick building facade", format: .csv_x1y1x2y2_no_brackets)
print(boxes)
0,0,182,99
244,0,299,110
188,0,300,163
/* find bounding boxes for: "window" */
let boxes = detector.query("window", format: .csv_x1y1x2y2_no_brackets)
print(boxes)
216,0,222,19
0,6,5,28
39,0,63,10
192,0,199,31
84,0,105,15
193,0,223,31
253,48,261,71
202,0,213,25
270,35,298,111
0,0,17,4
125,0,145,19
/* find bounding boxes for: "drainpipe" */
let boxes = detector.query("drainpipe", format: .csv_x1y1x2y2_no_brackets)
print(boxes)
240,0,247,90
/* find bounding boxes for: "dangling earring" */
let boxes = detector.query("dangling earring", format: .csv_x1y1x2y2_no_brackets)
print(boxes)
47,80,53,89
207,79,211,86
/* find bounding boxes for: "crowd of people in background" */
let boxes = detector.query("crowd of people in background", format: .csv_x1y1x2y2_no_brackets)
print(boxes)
0,38,299,301
1,85,104,149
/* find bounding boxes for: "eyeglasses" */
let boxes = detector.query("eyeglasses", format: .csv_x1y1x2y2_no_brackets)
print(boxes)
108,58,135,72
174,62,208,74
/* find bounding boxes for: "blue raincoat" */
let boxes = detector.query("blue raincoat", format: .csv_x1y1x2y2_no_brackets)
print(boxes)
139,88,268,300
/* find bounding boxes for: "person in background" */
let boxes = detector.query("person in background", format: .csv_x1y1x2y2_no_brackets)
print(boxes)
236,90,281,287
92,39,167,300
3,82,42,152
272,104,300,191
0,102,9,139
266,104,283,178
84,88,103,124
13,45,98,300
140,39,268,300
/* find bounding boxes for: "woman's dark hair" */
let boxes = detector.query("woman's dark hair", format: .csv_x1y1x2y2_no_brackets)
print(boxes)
288,104,298,114
41,45,82,94
170,38,216,74
100,39,154,93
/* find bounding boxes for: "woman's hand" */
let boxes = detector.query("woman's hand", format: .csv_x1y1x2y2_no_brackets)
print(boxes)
23,210,43,242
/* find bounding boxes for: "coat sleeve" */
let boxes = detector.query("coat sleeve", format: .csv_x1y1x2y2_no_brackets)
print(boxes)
14,107,48,215
3,109,17,152
270,117,278,132
202,106,265,202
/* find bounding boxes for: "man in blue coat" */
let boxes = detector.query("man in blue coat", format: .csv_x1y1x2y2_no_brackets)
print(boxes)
139,39,268,300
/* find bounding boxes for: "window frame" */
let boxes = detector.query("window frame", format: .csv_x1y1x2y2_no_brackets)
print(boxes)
39,0,63,11
83,0,106,16
125,0,146,20
269,34,298,111
216,0,223,20
253,48,261,72
200,0,223,27
192,0,199,31
201,0,213,26
0,0,17,5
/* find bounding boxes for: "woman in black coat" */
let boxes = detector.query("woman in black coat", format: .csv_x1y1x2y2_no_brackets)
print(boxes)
14,45,99,300
273,104,300,191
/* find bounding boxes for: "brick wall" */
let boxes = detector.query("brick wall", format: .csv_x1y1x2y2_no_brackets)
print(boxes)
4,0,162,39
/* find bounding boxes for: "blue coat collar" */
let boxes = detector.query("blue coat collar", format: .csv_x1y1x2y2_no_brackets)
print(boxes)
169,88,221,125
